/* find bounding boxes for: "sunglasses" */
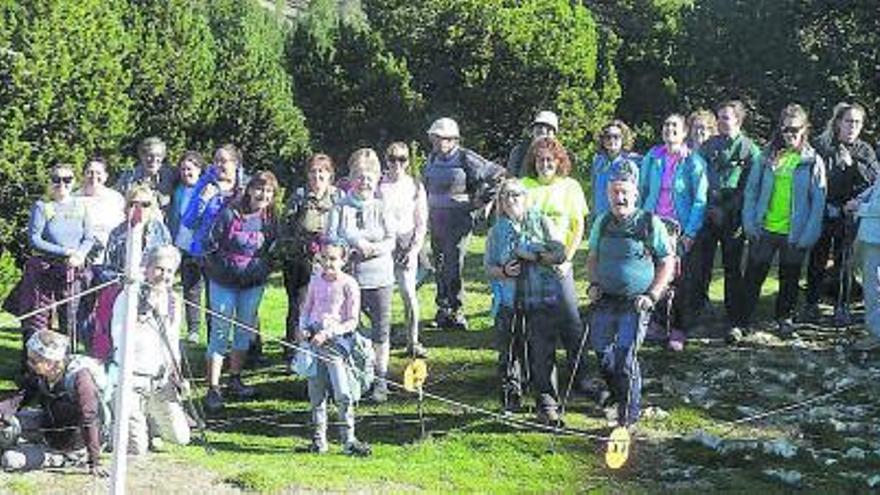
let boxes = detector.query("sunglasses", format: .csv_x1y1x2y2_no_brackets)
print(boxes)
781,125,803,135
503,190,526,198
130,200,153,208
387,155,409,164
603,133,623,140
51,175,74,185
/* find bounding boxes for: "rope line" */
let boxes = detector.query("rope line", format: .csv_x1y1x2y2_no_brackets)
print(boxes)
0,276,123,327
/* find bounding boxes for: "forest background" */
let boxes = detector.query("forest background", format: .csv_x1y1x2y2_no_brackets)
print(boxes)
1,0,878,285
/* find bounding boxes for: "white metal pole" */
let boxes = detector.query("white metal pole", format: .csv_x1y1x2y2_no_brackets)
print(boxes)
109,217,144,495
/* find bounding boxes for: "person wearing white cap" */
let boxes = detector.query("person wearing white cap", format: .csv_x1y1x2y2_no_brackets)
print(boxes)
506,110,559,178
423,117,505,330
0,330,110,476
110,245,191,455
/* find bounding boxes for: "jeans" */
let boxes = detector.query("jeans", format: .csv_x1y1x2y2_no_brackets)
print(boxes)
308,340,355,444
494,306,525,399
590,298,649,426
528,306,564,411
206,280,265,359
738,230,807,325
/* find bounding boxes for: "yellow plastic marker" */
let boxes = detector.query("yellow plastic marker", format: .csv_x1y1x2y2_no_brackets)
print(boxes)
403,359,428,392
605,426,631,469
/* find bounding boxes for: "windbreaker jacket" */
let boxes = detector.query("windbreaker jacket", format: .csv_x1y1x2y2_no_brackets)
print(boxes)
742,144,827,248
639,146,709,239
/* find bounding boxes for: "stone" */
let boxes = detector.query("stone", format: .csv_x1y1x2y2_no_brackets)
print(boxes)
642,406,669,420
764,468,803,486
844,447,866,460
688,430,722,451
867,475,880,488
763,439,798,459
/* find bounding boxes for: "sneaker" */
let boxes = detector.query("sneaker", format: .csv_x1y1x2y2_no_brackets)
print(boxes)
407,342,429,359
187,331,200,344
800,303,822,323
149,437,166,452
371,379,388,403
726,326,746,344
777,318,796,338
431,311,451,329
667,329,686,352
205,387,224,412
448,313,469,332
227,375,256,400
833,305,852,328
852,334,880,351
343,439,372,457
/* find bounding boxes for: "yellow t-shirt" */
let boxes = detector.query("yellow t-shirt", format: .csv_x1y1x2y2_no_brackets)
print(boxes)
521,176,588,258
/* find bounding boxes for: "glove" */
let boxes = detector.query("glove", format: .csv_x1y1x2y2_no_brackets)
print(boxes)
634,294,654,313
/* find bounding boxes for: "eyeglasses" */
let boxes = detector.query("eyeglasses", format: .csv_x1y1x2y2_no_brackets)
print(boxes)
502,190,526,199
130,200,153,208
387,155,409,164
51,175,73,185
781,125,803,135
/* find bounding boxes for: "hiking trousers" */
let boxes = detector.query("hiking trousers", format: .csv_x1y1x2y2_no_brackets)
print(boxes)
695,221,745,320
738,230,807,325
128,376,190,455
429,207,472,316
589,298,649,426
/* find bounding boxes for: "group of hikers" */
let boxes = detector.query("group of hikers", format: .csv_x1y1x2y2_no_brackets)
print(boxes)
2,98,880,473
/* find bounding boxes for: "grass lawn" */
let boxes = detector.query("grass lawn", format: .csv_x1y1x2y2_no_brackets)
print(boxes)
0,235,878,493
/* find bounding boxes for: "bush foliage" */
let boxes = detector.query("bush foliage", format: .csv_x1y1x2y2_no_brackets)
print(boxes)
1,0,879,268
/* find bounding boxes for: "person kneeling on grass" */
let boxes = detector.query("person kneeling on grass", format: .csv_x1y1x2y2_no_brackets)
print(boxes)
0,330,111,476
485,179,567,423
586,163,675,429
110,245,191,454
295,238,372,456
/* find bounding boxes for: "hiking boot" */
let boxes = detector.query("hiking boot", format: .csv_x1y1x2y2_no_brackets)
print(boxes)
407,342,429,359
726,326,746,344
149,437,166,452
833,305,852,328
852,334,880,351
501,388,522,412
667,329,686,352
204,387,224,412
343,439,372,457
431,310,451,329
227,375,256,400
308,437,329,454
371,379,389,403
448,313,469,332
800,303,822,323
777,318,796,338
536,408,560,425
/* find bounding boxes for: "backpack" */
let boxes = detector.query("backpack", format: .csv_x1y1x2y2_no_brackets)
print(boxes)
597,210,655,256
345,331,376,403
63,355,113,440
88,286,177,364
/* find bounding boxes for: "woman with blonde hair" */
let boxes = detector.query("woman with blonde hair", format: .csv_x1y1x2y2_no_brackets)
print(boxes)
327,148,396,402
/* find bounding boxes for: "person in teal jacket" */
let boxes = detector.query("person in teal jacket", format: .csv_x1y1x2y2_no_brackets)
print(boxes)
639,114,708,351
736,104,826,339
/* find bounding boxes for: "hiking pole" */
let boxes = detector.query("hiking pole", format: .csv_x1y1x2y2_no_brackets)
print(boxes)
150,304,214,456
550,298,592,454
836,214,855,330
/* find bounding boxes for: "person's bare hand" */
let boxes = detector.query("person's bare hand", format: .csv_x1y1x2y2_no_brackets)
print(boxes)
503,259,521,278
310,331,328,346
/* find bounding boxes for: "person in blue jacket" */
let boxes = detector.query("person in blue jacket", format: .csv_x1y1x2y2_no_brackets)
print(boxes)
736,104,826,339
639,114,708,351
590,119,642,223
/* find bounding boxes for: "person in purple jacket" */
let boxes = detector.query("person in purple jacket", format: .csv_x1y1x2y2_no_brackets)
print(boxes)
202,171,278,412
